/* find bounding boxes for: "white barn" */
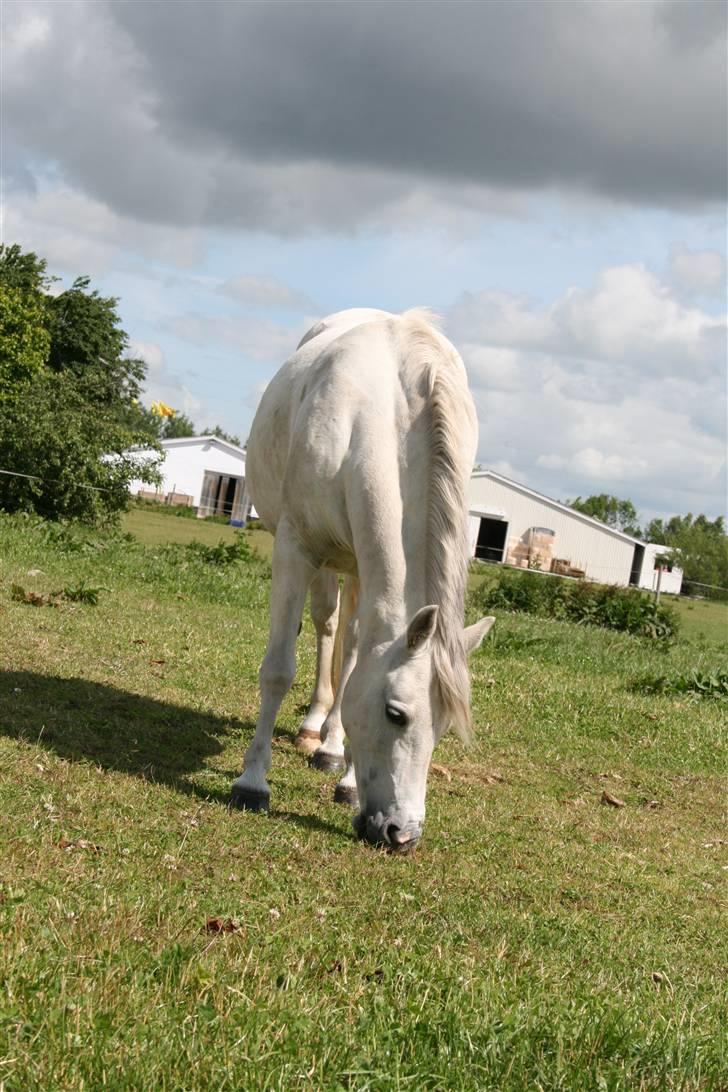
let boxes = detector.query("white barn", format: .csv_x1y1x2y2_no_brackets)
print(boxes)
468,470,683,595
127,436,252,522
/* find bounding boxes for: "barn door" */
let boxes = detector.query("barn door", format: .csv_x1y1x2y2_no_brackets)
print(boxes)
199,471,218,518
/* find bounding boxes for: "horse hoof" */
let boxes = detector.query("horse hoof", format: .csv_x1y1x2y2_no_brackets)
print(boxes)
309,750,347,774
333,783,359,808
229,786,270,813
294,729,321,755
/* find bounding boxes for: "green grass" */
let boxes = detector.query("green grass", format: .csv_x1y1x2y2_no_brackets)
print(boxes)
122,506,241,546
0,511,726,1090
670,594,728,645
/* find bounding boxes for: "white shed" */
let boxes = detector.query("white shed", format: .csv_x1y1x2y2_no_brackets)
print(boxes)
468,470,682,594
127,436,252,522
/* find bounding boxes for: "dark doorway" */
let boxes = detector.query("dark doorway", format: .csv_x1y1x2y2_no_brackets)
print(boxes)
223,476,237,514
476,517,508,563
629,544,645,586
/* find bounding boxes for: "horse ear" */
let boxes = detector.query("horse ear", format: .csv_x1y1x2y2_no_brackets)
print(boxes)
406,605,439,650
463,616,495,655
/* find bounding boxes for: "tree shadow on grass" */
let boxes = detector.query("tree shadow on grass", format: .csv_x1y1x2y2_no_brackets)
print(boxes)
0,670,347,839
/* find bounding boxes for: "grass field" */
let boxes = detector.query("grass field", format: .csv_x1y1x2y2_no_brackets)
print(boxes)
1,510,726,1090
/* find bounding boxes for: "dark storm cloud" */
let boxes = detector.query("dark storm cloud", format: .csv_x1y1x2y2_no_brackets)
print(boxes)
6,0,727,230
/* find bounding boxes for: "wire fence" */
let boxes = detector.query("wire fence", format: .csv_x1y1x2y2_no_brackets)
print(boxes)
0,467,116,493
680,579,728,603
3,466,727,599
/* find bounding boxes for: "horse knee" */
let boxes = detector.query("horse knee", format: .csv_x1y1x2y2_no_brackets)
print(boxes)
260,656,295,697
310,573,340,634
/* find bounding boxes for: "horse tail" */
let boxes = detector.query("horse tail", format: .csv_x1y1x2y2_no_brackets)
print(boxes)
331,575,358,695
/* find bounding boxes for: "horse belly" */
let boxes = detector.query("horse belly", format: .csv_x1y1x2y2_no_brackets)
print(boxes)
282,415,356,571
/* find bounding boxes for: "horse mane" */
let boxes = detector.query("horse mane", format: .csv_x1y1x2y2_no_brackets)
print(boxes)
398,310,474,742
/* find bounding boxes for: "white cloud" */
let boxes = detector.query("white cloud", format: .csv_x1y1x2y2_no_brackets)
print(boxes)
220,276,315,312
127,339,208,422
3,185,204,277
168,313,309,362
448,261,727,517
668,245,727,298
127,339,164,372
451,264,724,378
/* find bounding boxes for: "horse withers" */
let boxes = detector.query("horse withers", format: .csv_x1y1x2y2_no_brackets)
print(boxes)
231,308,494,851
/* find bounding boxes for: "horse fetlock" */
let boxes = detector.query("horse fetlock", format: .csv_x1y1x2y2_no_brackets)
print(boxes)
294,727,322,754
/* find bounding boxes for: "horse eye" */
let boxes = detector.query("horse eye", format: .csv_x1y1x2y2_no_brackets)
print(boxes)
385,703,408,727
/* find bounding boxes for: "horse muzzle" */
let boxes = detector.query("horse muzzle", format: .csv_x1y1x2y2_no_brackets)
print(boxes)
353,811,422,853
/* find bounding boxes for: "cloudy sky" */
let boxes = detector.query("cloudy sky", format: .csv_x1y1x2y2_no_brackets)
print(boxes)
4,0,727,520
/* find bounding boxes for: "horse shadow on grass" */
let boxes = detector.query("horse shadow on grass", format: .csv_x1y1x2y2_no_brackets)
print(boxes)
0,670,346,839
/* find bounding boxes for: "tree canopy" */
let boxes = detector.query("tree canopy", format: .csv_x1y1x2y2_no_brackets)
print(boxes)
643,513,728,590
0,244,160,523
568,494,641,538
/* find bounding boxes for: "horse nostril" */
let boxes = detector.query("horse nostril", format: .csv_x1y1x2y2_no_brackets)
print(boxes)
383,821,414,847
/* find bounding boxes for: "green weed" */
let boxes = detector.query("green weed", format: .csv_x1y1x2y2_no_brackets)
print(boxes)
635,667,728,700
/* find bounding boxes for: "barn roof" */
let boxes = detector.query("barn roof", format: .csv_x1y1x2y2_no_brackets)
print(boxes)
158,436,247,460
470,469,648,548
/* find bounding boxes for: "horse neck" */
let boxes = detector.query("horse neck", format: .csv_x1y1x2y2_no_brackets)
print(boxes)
353,473,430,649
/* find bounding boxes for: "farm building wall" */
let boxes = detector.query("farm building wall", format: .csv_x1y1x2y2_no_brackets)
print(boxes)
637,543,684,595
127,438,246,510
468,474,636,586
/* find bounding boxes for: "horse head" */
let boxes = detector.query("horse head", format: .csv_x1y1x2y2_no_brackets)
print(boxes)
343,608,495,852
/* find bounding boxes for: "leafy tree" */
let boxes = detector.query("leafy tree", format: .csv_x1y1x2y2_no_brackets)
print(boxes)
161,411,196,439
569,494,641,537
0,245,52,396
644,513,728,589
133,407,197,441
0,372,160,523
46,276,146,409
208,424,243,447
0,245,160,523
0,244,54,294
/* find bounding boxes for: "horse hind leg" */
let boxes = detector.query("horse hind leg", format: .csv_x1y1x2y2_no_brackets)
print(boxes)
231,522,316,812
294,569,340,755
311,576,359,779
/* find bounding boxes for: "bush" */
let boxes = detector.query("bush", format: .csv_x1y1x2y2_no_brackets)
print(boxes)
635,668,728,700
175,533,257,567
471,567,679,640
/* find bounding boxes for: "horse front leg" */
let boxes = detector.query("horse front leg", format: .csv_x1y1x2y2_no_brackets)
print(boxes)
294,569,340,755
230,522,316,812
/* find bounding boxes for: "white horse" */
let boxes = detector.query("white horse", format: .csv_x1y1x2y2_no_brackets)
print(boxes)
231,308,494,851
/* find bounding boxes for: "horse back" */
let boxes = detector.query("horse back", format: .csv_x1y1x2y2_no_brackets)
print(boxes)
245,310,472,573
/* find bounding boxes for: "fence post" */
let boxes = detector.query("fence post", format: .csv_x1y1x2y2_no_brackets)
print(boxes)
654,566,662,605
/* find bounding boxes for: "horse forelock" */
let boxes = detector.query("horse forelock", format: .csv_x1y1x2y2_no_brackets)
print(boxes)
397,313,474,742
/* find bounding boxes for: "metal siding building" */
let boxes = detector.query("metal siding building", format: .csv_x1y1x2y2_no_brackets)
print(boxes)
127,436,251,521
468,470,682,593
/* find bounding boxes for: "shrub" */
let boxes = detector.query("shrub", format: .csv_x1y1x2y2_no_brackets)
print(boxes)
635,668,728,700
170,533,257,568
471,567,679,640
